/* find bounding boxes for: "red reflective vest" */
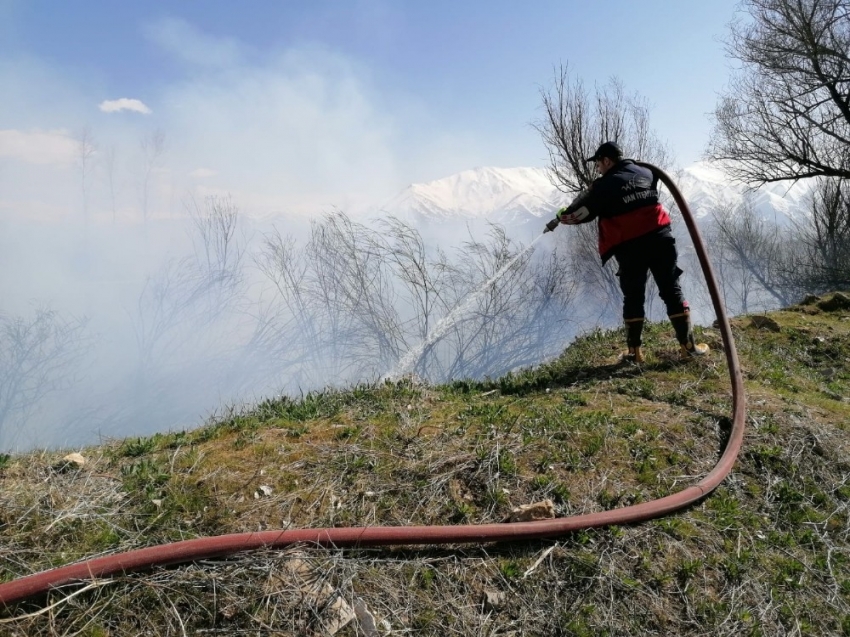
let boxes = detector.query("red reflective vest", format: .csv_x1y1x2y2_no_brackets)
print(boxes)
598,203,671,263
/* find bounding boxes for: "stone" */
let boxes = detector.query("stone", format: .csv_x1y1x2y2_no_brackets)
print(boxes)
507,499,555,523
62,452,87,467
53,452,87,472
354,597,381,636
483,589,507,612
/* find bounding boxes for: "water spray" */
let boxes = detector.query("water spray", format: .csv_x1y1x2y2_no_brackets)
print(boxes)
385,232,547,381
387,214,562,381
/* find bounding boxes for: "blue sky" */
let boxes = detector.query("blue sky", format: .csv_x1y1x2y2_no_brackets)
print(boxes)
1,0,742,219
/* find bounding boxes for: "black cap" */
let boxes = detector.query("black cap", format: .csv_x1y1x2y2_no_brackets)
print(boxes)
585,141,623,162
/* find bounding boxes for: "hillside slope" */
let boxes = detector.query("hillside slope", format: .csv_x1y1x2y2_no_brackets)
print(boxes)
1,293,850,636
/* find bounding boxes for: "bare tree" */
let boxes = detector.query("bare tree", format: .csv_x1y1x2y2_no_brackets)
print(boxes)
431,225,579,381
255,215,581,386
76,127,97,227
130,258,200,377
534,65,671,195
314,214,404,374
534,65,672,320
710,200,801,308
186,193,246,309
0,308,89,449
254,214,404,384
130,195,246,380
105,145,118,223
795,176,850,289
140,129,166,221
254,229,331,382
705,208,764,314
709,0,850,185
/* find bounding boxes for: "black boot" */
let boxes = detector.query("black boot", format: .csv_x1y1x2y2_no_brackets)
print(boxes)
626,317,644,348
620,318,645,363
669,311,709,359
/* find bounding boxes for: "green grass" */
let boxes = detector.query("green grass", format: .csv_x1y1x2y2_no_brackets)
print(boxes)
1,294,850,635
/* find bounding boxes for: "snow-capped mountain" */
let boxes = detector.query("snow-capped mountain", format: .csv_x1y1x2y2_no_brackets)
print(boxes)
375,162,814,226
673,162,812,223
376,166,564,226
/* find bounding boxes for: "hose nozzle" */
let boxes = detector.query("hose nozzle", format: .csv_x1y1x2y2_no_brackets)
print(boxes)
543,217,560,234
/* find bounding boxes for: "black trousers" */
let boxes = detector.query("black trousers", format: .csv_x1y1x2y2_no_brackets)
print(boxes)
613,231,688,322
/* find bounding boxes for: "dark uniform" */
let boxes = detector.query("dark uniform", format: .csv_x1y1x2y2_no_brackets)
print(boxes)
557,144,704,358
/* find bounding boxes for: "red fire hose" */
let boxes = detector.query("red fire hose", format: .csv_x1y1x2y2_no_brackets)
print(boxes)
0,162,746,607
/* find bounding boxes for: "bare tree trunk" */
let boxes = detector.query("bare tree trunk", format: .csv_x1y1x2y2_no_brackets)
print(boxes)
105,145,118,223
140,129,166,222
76,127,97,229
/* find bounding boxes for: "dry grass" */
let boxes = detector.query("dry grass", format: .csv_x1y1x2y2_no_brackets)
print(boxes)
2,293,850,635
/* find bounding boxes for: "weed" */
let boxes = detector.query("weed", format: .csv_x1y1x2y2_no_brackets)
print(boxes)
334,425,360,440
121,457,170,499
656,517,696,540
450,501,475,522
497,449,517,476
707,492,742,530
617,377,656,400
283,423,309,438
551,481,571,503
677,558,702,584
498,559,522,580
416,566,436,589
597,489,620,509
485,487,509,509
563,392,588,407
581,431,605,457
117,437,156,458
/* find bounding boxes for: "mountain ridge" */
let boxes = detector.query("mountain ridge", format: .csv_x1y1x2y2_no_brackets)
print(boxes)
371,161,814,226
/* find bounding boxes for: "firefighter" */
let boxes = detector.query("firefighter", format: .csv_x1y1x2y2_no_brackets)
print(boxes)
556,141,709,363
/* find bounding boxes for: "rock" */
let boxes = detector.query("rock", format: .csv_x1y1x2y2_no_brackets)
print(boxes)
817,292,850,312
507,499,555,523
749,315,781,332
354,597,381,636
265,557,355,635
483,589,507,612
62,452,87,467
256,485,273,498
53,452,87,472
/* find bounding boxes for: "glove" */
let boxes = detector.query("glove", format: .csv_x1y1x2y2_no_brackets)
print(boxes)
557,190,593,225
557,205,591,225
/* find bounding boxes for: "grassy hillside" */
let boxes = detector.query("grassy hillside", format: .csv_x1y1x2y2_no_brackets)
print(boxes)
1,292,850,636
